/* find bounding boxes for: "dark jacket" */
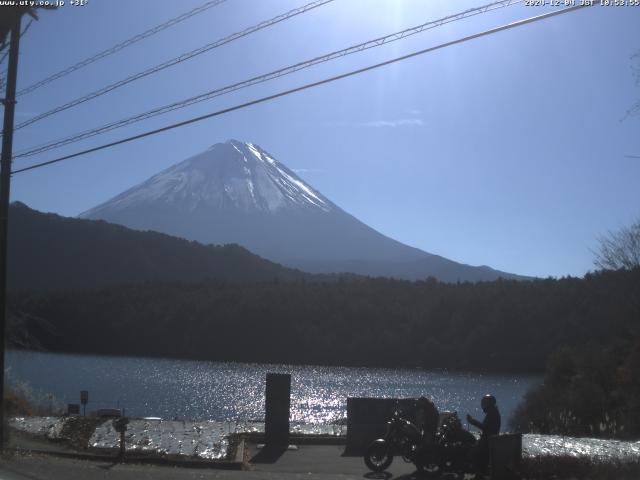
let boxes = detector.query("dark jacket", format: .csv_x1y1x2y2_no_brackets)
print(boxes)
469,406,501,440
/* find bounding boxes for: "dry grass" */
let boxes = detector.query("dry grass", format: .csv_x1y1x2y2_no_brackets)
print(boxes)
5,389,36,416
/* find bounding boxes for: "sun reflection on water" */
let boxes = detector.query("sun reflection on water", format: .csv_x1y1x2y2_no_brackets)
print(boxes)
7,351,538,424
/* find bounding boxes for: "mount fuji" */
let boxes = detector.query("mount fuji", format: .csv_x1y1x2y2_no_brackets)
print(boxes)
80,140,524,282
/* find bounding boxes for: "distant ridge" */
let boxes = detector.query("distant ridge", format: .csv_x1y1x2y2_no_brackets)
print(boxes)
80,139,527,282
8,202,307,291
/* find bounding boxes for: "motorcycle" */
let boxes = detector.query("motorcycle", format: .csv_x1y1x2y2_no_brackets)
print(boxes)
364,407,476,477
432,411,477,475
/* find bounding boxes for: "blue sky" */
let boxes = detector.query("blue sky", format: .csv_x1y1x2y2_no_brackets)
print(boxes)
4,0,640,278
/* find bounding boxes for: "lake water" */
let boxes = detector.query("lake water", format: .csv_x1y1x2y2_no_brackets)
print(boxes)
10,351,640,464
6,350,540,425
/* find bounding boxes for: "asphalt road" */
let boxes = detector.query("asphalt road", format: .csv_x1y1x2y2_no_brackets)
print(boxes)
0,445,426,480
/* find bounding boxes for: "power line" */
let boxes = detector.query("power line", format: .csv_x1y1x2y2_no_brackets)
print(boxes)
14,0,524,159
12,0,335,131
15,0,229,97
12,3,594,175
0,47,10,69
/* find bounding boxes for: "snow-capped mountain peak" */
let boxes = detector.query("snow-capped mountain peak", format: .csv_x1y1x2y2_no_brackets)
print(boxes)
82,140,332,216
79,139,525,282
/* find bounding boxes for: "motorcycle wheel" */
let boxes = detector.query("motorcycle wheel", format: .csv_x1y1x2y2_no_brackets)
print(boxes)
364,440,394,472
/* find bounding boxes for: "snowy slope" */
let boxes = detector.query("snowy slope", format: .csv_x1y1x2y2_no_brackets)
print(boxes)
82,140,331,216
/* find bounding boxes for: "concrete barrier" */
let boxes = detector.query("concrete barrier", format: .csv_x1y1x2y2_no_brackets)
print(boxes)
490,433,522,480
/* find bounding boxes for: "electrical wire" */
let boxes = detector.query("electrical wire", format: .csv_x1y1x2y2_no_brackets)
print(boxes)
14,0,523,159
0,48,10,69
12,0,335,131
15,0,229,97
11,3,594,175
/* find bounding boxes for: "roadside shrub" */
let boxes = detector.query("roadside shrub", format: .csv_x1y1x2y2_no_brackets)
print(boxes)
3,376,63,417
510,338,640,439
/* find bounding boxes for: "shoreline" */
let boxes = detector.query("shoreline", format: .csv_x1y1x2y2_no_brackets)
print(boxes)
6,347,547,376
5,420,640,480
9,415,640,462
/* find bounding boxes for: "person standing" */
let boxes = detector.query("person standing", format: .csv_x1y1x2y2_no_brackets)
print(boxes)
467,394,501,479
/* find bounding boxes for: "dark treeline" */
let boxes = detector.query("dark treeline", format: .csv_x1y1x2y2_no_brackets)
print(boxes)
9,268,639,375
510,336,640,438
7,202,312,291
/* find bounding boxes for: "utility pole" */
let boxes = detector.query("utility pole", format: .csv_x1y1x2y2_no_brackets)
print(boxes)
0,9,22,448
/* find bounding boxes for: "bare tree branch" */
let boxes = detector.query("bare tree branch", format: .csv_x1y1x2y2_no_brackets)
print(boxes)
594,219,640,270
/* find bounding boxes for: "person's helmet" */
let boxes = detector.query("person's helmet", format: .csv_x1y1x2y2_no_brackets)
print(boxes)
481,394,497,410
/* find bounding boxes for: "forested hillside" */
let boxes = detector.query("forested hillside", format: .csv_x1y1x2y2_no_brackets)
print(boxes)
9,268,639,373
8,202,308,290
